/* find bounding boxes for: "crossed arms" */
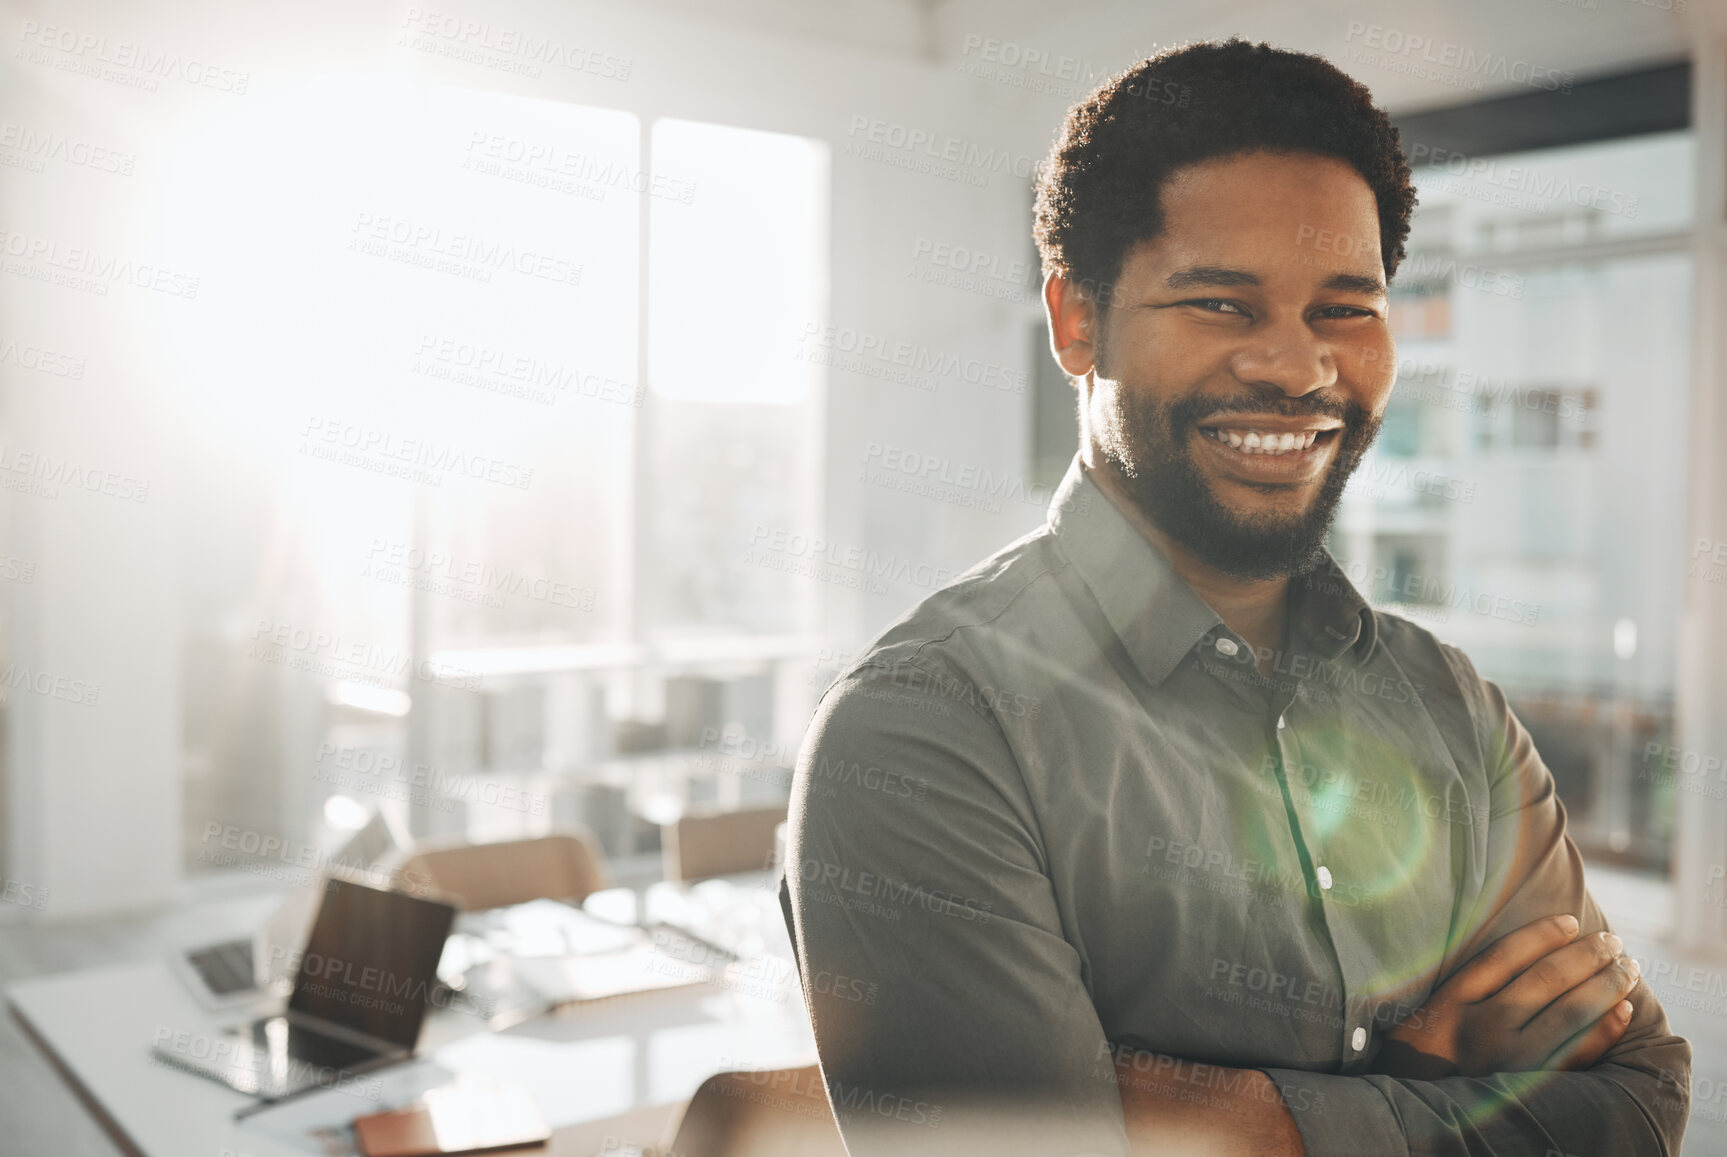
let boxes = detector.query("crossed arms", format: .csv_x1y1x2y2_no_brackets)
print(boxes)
783,659,1690,1157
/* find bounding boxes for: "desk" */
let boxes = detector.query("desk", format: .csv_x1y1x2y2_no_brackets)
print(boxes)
9,881,816,1157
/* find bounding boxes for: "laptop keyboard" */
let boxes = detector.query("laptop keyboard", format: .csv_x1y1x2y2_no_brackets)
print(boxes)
185,938,257,996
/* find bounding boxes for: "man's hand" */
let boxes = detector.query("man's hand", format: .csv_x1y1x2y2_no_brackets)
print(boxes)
1113,1050,1305,1157
1376,914,1640,1079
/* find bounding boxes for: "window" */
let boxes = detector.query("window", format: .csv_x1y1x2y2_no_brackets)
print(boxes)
161,79,829,874
1337,128,1694,866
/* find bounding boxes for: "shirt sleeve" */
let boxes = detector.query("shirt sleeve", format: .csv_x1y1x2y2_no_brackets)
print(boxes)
782,655,1131,1157
1262,649,1692,1157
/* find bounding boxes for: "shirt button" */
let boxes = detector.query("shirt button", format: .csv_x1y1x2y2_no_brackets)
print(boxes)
1352,1026,1367,1051
1316,865,1333,890
1214,638,1240,657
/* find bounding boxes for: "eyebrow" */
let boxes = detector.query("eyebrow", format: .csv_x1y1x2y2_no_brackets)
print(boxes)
1164,266,1388,298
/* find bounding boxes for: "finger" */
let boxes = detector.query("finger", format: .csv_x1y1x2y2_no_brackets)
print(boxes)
1495,930,1622,1025
1547,999,1634,1071
1450,915,1580,1003
1522,955,1641,1059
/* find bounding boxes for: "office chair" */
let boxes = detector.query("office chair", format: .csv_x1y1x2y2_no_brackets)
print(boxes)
662,806,786,883
665,1065,846,1157
394,829,608,910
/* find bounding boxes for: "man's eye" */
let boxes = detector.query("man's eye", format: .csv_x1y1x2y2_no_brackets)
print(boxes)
1316,305,1378,319
1184,298,1248,315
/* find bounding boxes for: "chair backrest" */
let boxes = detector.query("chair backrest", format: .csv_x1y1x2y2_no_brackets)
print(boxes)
666,1066,846,1157
662,806,785,883
394,830,608,911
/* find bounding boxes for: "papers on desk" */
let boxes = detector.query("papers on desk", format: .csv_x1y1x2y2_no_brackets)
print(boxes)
446,900,738,1011
510,924,733,1006
493,899,641,958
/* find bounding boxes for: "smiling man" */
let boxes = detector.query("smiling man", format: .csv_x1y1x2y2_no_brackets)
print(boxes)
781,39,1689,1157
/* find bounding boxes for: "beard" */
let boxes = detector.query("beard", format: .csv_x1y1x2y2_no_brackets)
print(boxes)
1094,384,1381,581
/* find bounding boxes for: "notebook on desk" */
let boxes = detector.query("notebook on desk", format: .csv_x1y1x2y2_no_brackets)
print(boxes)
353,1078,550,1157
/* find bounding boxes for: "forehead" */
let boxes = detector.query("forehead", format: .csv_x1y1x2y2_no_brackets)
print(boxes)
1134,151,1383,277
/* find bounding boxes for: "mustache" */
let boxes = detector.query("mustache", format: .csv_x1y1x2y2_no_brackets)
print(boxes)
1165,392,1365,430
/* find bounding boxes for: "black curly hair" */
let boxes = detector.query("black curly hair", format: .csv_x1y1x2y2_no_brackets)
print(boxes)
1032,38,1417,308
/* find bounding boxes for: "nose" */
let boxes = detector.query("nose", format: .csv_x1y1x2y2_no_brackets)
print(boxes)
1226,315,1337,398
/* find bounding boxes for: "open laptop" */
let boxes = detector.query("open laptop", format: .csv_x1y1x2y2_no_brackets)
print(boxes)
169,809,412,1011
153,877,455,1102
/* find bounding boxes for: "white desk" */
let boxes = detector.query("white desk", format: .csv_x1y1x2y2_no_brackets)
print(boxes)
9,884,816,1157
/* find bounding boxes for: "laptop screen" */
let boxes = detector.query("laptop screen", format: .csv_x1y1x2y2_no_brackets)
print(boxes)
288,877,456,1050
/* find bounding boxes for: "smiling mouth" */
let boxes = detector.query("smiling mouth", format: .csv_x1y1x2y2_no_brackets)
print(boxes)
1198,426,1342,456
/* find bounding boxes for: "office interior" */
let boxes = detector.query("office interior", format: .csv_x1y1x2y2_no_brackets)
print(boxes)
2,0,1727,1153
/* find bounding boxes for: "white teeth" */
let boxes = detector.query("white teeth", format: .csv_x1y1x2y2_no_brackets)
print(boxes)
1207,428,1327,455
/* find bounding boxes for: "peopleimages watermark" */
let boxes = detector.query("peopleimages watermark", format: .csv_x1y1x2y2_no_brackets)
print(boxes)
151,1027,384,1102
0,226,199,299
0,334,86,379
1201,956,1436,1046
1640,741,1727,804
195,822,424,895
249,617,483,693
361,537,595,613
0,121,135,176
411,334,642,409
643,928,799,1005
1385,354,1594,425
462,131,693,204
1287,230,1525,299
1691,538,1727,588
794,323,1025,395
313,742,548,816
347,212,582,289
1,876,49,911
744,524,956,597
1259,754,1489,832
1301,561,1540,627
1346,457,1478,505
1409,142,1641,219
265,943,495,1020
858,442,1085,516
399,8,632,81
0,663,99,708
15,20,250,95
907,235,1036,305
796,855,993,925
844,115,1038,188
957,34,1109,87
1342,22,1575,94
1402,252,1522,299
718,1058,944,1131
0,443,149,503
1100,1042,1324,1115
299,417,533,491
1144,832,1377,909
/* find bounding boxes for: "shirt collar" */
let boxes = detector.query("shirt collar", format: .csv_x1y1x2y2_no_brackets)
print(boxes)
1046,456,1377,687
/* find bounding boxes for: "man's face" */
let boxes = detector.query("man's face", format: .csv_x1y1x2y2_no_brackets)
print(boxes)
1082,150,1397,580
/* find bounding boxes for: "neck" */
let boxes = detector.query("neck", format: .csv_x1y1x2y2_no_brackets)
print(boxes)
1085,460,1290,670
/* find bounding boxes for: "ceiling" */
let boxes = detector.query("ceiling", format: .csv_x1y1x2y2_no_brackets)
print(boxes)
634,0,1714,114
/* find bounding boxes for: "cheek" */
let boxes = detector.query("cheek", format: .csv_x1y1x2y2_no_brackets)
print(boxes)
1344,337,1398,400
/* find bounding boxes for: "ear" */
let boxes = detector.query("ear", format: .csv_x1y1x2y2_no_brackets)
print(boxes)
1044,273,1099,380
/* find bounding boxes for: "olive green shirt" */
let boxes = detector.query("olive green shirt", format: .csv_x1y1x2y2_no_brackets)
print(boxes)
781,457,1689,1156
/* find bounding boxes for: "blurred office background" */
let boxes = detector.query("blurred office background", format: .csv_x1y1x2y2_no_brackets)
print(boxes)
3,0,1727,1153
